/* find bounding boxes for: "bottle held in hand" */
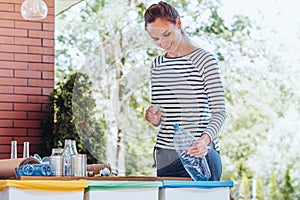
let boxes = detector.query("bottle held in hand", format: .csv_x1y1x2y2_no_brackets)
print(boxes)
173,123,211,181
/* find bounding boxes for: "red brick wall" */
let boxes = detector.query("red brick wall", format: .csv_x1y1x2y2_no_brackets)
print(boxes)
0,0,54,159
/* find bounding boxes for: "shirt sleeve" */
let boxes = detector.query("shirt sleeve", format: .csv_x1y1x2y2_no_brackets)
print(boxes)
200,53,226,142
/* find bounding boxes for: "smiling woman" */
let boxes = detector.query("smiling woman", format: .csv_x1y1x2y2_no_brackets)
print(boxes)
144,1,226,181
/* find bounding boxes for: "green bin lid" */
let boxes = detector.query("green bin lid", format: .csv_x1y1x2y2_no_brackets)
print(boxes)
85,181,162,192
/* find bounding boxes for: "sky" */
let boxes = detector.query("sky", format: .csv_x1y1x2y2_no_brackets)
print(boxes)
221,0,300,49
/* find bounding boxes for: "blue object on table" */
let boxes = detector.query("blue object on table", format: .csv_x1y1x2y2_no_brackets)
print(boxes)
15,164,53,176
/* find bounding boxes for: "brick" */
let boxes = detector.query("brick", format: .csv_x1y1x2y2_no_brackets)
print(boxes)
0,94,27,103
42,87,53,95
42,55,54,63
28,46,54,55
0,111,27,119
27,95,48,103
15,21,42,30
28,79,54,87
14,87,41,95
0,0,24,4
14,120,41,128
15,53,42,62
28,112,46,119
11,12,24,21
28,128,42,136
0,44,27,53
47,7,54,15
0,146,10,154
0,27,27,37
0,3,14,12
0,153,10,159
42,71,54,79
0,36,14,44
0,52,13,61
0,136,13,144
15,70,41,79
42,39,54,47
0,78,27,86
0,61,27,69
0,128,27,136
14,103,41,111
15,37,42,46
28,63,53,71
29,30,54,39
44,0,54,7
0,69,13,77
0,120,13,127
42,23,54,31
0,86,13,94
0,19,14,27
0,103,12,110
0,11,14,19
13,136,41,146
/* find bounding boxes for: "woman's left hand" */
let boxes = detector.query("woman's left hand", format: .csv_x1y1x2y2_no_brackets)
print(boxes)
187,134,211,158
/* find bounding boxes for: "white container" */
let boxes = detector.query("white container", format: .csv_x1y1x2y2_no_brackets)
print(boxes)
159,180,234,200
0,180,87,200
84,181,162,200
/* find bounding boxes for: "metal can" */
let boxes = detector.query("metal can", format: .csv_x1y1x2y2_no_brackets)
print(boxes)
49,155,63,176
71,154,87,177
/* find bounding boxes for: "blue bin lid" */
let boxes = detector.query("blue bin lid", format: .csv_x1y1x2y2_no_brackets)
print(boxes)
160,180,234,189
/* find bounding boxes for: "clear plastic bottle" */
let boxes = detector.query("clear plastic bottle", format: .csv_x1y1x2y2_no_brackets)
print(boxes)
71,140,78,155
173,123,211,181
62,139,75,176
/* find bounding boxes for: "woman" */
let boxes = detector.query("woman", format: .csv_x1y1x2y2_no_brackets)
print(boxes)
144,1,226,181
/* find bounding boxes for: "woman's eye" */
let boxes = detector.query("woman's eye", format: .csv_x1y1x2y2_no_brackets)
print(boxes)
164,32,170,37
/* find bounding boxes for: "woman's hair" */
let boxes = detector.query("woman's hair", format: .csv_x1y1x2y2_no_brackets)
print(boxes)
144,1,180,28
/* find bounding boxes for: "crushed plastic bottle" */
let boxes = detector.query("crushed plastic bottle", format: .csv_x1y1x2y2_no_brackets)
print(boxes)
173,123,211,181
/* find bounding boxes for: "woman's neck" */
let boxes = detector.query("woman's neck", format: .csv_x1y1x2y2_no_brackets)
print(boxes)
166,36,198,58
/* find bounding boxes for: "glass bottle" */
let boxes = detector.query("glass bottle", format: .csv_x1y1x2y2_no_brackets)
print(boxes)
23,142,30,158
71,140,78,155
11,141,17,159
62,139,74,176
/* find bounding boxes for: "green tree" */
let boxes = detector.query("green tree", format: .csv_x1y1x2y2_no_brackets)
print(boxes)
267,172,281,200
39,71,106,163
256,175,265,200
282,166,294,200
239,174,251,199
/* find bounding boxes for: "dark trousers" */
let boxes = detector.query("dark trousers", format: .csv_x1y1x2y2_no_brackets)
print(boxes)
156,148,222,181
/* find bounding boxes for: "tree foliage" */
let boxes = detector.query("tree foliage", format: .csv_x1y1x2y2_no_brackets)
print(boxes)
39,71,106,164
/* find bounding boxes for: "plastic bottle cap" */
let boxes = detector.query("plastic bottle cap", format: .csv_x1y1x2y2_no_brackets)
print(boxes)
173,123,180,131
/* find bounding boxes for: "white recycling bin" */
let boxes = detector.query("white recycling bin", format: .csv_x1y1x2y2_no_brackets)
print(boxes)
0,180,88,200
159,180,234,200
84,180,162,200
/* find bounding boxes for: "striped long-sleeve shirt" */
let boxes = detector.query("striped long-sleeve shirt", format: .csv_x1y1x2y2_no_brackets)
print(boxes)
150,48,226,152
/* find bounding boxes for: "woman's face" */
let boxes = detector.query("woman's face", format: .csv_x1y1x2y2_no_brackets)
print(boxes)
146,18,183,55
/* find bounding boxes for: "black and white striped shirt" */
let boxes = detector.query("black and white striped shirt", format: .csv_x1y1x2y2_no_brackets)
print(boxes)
151,48,226,152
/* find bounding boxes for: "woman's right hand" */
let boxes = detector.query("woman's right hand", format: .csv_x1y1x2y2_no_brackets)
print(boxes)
145,106,161,126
